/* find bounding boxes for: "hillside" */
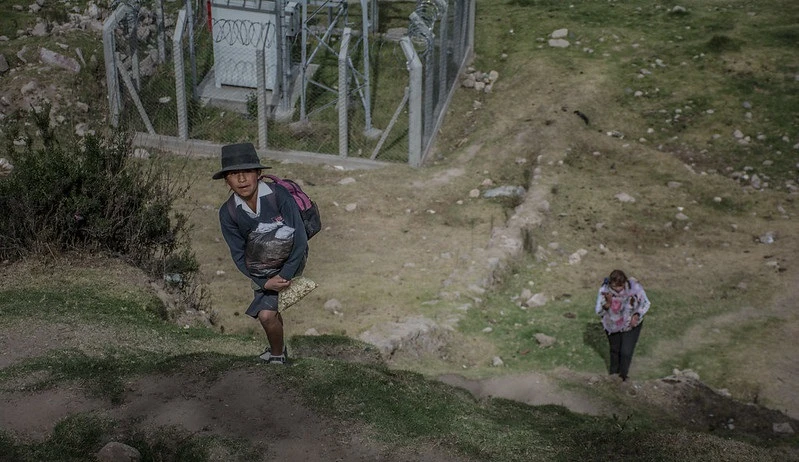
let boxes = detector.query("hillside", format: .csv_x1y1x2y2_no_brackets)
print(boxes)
2,0,799,460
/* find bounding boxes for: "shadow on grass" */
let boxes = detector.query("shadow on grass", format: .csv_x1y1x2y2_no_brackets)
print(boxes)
583,322,609,373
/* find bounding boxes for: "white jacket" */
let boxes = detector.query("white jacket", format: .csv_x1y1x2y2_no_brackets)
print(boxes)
595,278,651,333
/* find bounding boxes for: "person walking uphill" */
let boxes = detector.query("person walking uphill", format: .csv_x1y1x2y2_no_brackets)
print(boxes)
214,142,308,365
595,269,651,381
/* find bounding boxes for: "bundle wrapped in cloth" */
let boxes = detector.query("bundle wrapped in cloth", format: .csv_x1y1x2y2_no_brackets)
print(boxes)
278,277,318,311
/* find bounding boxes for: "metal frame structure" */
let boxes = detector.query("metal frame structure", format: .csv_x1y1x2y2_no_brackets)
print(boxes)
298,0,375,134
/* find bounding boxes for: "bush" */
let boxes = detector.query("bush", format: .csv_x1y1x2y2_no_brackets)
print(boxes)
0,106,196,279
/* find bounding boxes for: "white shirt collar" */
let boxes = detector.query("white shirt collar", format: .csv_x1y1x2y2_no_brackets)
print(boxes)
233,182,273,217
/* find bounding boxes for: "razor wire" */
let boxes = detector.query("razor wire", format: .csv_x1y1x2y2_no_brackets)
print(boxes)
212,18,276,48
110,0,475,167
408,0,446,57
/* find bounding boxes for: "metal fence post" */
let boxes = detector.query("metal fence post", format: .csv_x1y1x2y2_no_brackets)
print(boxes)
155,0,166,63
186,0,198,99
359,0,373,133
103,4,130,128
338,27,352,157
256,30,269,149
173,9,188,140
401,37,422,167
436,0,448,116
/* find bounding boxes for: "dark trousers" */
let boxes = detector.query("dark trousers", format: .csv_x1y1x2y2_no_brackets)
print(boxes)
607,322,643,380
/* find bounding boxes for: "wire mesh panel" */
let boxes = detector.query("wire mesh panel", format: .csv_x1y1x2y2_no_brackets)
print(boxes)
407,0,473,162
103,0,175,135
109,0,474,166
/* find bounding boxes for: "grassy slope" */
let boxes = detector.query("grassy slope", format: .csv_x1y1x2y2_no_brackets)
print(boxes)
2,0,799,460
1,261,796,461
451,0,799,400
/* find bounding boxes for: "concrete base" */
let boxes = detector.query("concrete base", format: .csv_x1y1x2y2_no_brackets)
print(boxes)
196,65,317,119
363,127,383,140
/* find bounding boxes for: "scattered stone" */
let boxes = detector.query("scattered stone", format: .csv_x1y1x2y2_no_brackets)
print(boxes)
548,39,570,48
614,192,636,203
537,200,550,213
323,298,342,314
0,158,14,176
97,442,141,462
491,356,504,367
468,188,480,198
86,2,101,19
359,316,443,357
344,203,357,212
132,148,150,159
758,232,775,244
750,174,761,189
482,326,493,333
158,96,171,104
337,177,356,185
483,185,525,198
468,284,486,295
568,249,588,265
21,80,38,95
551,28,569,39
39,48,80,74
519,288,533,301
667,181,682,188
525,293,548,308
0,54,8,74
773,422,795,434
534,333,556,348
304,327,320,336
30,21,48,37
672,368,700,380
75,123,95,137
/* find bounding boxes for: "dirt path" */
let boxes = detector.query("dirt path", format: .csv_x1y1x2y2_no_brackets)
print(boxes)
0,366,473,461
438,370,614,416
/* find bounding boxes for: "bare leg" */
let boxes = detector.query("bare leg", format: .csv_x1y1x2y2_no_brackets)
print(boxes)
257,310,284,355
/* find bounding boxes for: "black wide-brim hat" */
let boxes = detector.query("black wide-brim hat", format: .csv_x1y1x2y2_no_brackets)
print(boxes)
212,142,271,179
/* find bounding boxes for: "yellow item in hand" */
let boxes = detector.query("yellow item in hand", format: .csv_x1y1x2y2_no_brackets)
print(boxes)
278,277,318,311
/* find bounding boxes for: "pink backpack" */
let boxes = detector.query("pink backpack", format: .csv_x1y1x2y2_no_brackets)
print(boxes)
226,175,322,239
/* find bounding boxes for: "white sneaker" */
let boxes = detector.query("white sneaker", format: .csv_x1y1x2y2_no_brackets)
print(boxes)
260,346,289,364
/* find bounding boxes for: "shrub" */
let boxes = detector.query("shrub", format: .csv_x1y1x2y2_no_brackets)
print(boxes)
0,106,196,279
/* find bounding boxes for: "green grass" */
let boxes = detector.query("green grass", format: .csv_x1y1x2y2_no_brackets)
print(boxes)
0,286,168,324
0,265,795,460
0,412,260,462
2,1,799,460
473,0,799,186
458,259,737,378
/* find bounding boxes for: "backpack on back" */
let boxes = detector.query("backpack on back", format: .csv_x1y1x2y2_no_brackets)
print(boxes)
226,175,322,240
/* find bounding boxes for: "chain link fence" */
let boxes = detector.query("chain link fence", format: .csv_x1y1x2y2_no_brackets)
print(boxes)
103,0,474,166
